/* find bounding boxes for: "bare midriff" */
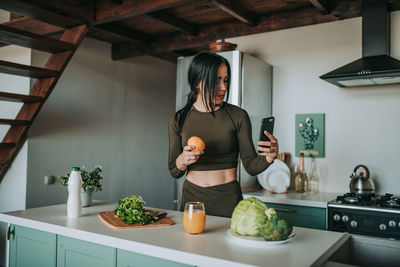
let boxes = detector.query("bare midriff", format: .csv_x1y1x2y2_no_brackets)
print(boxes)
186,168,237,187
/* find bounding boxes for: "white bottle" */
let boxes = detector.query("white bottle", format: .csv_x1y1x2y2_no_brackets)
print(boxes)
67,167,82,218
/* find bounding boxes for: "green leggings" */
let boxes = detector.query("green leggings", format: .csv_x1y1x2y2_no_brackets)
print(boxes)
180,179,243,218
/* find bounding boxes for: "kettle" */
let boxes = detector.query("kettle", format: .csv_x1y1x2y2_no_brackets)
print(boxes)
349,164,375,194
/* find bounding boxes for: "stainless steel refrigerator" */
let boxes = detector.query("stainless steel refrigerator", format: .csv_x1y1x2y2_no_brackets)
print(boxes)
173,50,272,210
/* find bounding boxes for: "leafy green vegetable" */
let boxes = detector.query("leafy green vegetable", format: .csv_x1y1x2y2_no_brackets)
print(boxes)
114,195,158,225
58,165,103,192
230,197,268,236
262,208,293,241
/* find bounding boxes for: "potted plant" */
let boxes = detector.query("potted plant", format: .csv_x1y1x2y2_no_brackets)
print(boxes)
58,165,103,207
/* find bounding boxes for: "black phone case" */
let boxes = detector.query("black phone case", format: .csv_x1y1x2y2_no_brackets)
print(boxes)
259,117,275,143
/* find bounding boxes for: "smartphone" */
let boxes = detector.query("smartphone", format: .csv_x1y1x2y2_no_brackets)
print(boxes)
259,117,275,146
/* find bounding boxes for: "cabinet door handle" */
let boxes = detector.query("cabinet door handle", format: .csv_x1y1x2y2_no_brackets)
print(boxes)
7,226,15,240
273,208,296,213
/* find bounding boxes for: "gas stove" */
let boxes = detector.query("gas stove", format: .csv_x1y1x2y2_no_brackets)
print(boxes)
328,193,400,239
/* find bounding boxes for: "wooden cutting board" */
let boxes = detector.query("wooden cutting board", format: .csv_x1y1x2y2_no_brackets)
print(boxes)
98,211,175,229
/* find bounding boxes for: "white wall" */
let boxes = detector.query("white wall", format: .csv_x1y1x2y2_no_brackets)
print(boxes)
0,10,30,210
0,10,30,267
26,38,177,209
228,11,400,194
0,46,30,212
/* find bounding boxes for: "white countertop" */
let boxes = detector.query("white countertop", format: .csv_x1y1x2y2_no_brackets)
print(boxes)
243,190,340,208
0,202,345,267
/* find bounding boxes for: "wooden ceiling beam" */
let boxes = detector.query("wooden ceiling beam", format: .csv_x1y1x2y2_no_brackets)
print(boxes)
95,23,151,44
112,42,185,62
310,0,331,14
147,11,198,36
94,0,194,25
112,0,362,60
112,42,146,60
0,0,85,28
149,51,182,63
28,0,92,22
172,49,199,57
210,0,258,26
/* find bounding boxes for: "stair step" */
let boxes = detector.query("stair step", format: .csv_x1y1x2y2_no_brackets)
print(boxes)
0,24,74,53
0,92,42,103
0,60,59,78
0,25,88,183
0,119,30,126
0,143,16,148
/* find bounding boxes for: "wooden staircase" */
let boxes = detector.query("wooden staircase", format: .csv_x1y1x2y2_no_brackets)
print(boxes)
0,20,88,182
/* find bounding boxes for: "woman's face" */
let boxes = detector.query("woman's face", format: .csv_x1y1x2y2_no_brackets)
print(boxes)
196,63,229,109
215,63,228,106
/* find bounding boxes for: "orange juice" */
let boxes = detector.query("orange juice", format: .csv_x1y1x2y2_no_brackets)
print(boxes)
183,209,206,234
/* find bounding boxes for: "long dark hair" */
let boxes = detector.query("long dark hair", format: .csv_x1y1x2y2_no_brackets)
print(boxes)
176,52,231,131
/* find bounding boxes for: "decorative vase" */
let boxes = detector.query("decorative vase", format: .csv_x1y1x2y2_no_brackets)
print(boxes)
81,188,93,207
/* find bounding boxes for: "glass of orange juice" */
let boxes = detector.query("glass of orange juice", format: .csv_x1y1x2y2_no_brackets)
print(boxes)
183,202,206,234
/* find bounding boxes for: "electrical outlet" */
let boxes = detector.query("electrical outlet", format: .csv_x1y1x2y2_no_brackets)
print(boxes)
44,175,55,185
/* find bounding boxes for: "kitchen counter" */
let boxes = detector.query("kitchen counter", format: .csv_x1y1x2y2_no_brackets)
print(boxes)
0,202,345,267
243,190,339,208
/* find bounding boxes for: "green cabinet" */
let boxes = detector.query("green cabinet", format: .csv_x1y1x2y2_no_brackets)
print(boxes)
117,249,194,267
7,225,194,267
57,235,116,267
9,225,57,267
265,202,326,230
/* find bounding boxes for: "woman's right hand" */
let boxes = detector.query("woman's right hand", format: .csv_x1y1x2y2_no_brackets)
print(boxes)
176,146,204,171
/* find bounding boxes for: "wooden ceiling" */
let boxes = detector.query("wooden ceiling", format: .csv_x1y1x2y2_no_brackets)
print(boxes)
1,0,400,62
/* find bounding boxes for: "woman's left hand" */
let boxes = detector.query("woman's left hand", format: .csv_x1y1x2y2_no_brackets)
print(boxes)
257,130,279,164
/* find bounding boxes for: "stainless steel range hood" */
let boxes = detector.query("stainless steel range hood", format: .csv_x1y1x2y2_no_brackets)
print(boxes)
320,0,400,87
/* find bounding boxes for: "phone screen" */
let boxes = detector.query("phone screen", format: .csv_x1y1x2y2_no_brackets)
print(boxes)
259,117,275,144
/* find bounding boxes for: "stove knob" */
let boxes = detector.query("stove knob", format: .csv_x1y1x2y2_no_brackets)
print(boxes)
389,220,396,228
350,220,358,228
342,215,349,222
333,214,341,222
379,224,387,231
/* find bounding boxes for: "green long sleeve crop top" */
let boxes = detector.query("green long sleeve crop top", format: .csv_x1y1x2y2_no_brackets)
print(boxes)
168,102,270,178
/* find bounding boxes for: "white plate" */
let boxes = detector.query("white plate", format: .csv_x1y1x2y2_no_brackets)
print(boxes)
272,159,290,175
266,169,291,193
257,170,273,191
226,229,295,247
257,171,269,190
257,159,290,193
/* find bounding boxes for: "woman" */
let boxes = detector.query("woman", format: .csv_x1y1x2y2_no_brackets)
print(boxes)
168,52,278,217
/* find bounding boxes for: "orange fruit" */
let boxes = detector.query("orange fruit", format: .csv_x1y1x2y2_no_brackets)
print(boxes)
187,136,205,151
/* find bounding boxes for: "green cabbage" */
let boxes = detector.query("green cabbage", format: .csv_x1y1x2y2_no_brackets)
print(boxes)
230,197,268,236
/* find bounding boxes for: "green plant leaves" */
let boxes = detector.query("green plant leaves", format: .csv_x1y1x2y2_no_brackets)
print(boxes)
58,165,103,192
114,195,157,225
